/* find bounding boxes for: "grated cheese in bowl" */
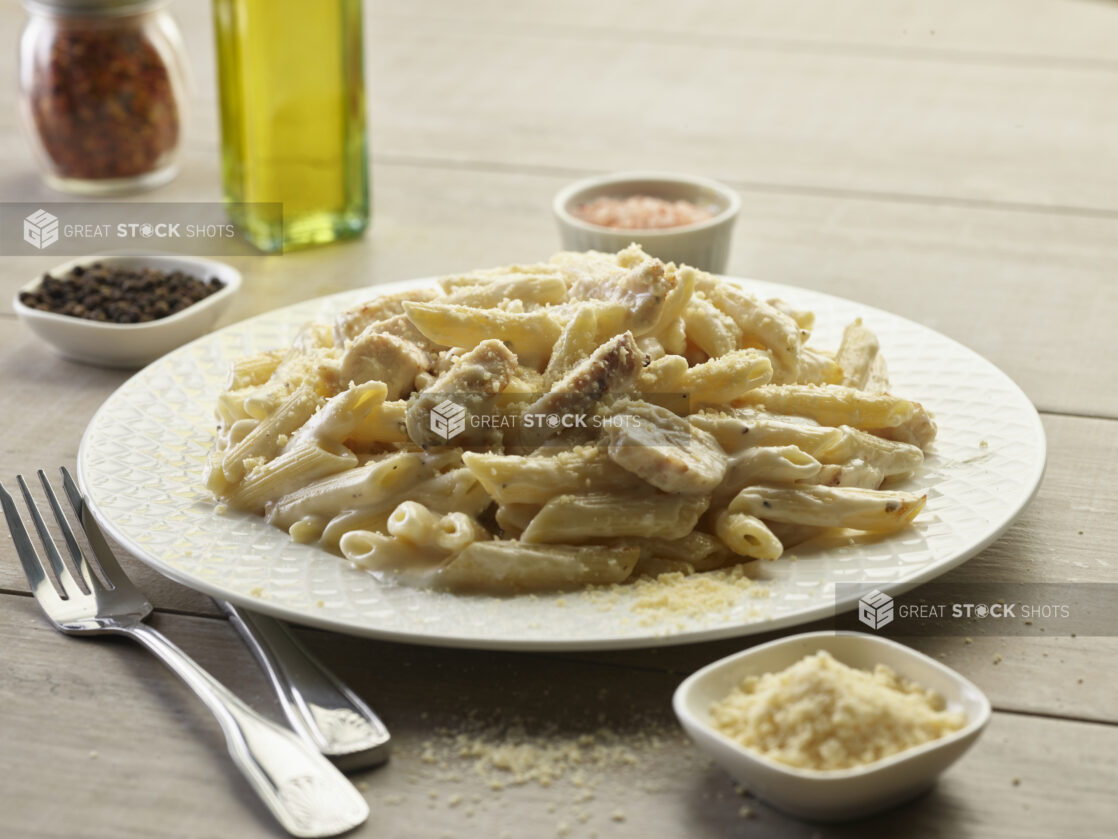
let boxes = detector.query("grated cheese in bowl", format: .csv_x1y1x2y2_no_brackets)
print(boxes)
708,650,966,771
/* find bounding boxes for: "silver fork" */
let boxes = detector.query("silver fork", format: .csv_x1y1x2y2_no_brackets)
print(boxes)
218,600,391,770
1,468,369,839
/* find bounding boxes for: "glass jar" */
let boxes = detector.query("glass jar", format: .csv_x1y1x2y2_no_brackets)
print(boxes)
19,0,188,195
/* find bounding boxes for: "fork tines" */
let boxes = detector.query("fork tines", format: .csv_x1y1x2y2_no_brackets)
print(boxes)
1,468,103,600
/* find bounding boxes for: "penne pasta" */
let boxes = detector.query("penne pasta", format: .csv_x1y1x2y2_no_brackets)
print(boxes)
219,385,321,483
228,441,358,514
208,245,936,593
463,446,635,507
680,348,773,405
682,293,742,359
836,318,880,390
819,426,924,478
521,492,709,543
798,347,844,386
387,500,487,552
346,399,409,446
340,530,445,573
227,350,286,390
709,284,803,383
713,445,823,506
436,541,640,592
690,410,843,457
321,509,393,552
729,485,926,533
404,301,561,370
627,531,738,572
265,451,427,531
735,384,918,430
715,511,784,560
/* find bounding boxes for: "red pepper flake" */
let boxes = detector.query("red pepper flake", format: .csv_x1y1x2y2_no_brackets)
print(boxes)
29,24,179,181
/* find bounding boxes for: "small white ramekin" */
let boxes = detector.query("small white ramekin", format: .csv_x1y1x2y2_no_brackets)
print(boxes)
553,171,741,273
14,254,241,369
673,631,991,822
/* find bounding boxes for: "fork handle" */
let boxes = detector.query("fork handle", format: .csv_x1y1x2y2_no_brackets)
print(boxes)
220,602,391,769
122,622,369,838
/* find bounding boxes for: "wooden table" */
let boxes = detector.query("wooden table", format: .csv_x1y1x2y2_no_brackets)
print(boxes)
2,2,1116,837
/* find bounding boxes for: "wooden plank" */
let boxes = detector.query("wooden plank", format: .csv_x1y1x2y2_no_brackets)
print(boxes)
0,328,222,615
3,6,1118,212
0,599,1113,839
352,15,1118,211
2,162,1116,416
368,0,1118,67
559,625,1118,726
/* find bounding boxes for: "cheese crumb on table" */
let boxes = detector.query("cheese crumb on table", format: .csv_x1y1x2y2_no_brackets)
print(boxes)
709,650,966,771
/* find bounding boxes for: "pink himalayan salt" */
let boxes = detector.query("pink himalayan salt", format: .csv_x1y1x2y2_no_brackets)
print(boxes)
573,195,715,230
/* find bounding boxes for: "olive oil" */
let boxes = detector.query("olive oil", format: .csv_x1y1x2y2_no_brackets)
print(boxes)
213,0,368,252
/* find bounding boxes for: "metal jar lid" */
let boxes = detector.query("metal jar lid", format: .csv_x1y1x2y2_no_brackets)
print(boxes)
23,0,167,16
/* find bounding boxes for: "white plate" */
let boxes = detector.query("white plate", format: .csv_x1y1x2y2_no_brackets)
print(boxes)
77,277,1046,650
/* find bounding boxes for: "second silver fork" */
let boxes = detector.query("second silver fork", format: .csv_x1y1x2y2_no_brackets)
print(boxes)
218,599,390,770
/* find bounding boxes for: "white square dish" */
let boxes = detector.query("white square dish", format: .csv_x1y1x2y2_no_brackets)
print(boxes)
672,630,991,821
14,254,242,368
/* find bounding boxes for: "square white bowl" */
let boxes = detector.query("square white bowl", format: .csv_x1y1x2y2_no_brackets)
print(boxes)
673,631,991,822
14,255,242,369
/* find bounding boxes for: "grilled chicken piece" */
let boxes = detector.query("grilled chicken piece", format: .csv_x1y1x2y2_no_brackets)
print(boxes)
363,312,445,354
338,328,430,399
519,332,643,445
406,339,518,449
333,288,441,344
604,398,728,494
565,249,674,336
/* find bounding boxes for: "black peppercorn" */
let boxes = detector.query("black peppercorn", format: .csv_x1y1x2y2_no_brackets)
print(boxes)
19,263,223,324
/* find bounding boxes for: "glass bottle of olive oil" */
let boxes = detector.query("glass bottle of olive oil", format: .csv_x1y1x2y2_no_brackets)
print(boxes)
213,0,369,252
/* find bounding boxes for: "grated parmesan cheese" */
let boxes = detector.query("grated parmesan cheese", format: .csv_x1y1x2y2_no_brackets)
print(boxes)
581,564,770,629
630,566,767,620
709,650,965,770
